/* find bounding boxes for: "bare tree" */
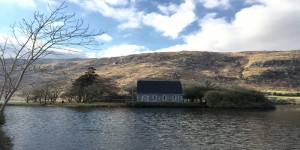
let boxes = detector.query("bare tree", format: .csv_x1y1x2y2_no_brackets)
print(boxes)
48,83,64,103
21,86,34,103
41,80,65,104
123,83,137,101
0,2,104,113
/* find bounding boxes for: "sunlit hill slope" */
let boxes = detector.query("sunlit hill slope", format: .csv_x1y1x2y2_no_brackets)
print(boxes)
30,50,300,91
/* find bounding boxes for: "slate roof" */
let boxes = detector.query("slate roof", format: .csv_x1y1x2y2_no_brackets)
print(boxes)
137,80,183,94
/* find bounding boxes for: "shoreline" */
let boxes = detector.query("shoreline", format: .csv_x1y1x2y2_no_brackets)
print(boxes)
0,101,281,109
2,102,207,108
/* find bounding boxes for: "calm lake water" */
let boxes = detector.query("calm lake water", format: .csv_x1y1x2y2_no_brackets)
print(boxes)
2,106,300,150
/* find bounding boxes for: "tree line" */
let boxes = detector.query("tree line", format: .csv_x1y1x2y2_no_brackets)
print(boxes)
21,67,119,104
20,72,273,109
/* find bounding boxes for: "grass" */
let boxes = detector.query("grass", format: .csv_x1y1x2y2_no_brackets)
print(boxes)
62,102,127,107
1,101,207,108
266,90,300,94
4,96,300,108
5,102,44,106
267,96,300,105
264,90,300,105
127,102,207,108
1,102,127,107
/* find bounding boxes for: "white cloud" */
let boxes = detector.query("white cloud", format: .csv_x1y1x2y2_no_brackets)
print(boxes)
198,0,230,9
244,0,259,4
48,47,96,58
96,34,112,42
42,0,58,7
0,37,92,59
68,0,79,3
0,32,8,43
143,0,196,39
155,44,191,53
70,0,196,37
0,0,36,8
71,0,143,29
0,31,95,59
157,0,300,52
158,3,179,15
103,0,128,6
97,44,149,58
0,31,29,47
118,11,144,29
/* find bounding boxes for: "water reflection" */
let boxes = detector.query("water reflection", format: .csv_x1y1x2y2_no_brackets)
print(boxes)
0,114,12,150
2,106,300,150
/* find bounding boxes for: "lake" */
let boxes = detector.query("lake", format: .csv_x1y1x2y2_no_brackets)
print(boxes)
1,106,300,150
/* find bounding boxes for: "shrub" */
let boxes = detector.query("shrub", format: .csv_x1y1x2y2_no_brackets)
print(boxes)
183,81,217,102
205,87,274,108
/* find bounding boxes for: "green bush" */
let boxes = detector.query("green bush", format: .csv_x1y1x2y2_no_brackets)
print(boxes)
205,88,274,108
183,80,217,102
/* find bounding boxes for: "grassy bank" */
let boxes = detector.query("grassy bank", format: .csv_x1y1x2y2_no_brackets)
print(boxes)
2,102,207,108
1,100,276,109
2,102,127,107
265,90,300,105
267,96,300,105
127,102,207,108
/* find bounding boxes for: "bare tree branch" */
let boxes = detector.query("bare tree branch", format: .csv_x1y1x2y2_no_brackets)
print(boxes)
0,2,104,113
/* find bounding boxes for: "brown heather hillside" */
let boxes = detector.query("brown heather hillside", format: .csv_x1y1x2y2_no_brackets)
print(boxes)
23,50,300,91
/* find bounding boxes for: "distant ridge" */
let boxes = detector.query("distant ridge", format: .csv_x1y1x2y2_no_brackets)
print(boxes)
18,50,300,91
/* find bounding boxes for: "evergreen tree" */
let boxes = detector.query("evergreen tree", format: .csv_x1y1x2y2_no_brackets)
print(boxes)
68,67,118,102
73,67,99,87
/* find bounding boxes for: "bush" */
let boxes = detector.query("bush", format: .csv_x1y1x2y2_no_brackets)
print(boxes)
183,81,217,102
205,88,274,108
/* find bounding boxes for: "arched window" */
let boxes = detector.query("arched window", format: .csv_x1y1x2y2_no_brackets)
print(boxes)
163,95,167,101
142,95,148,102
153,95,157,102
173,95,177,102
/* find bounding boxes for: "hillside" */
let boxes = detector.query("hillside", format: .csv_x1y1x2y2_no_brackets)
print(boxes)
23,50,300,91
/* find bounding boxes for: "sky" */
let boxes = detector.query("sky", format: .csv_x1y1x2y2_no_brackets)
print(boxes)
0,0,300,58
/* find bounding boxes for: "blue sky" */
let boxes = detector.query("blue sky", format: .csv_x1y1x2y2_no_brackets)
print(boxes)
0,0,300,58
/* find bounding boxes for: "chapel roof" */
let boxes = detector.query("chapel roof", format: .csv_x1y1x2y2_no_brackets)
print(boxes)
137,80,183,94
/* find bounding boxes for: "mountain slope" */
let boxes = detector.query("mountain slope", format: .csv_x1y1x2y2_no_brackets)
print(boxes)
30,50,300,91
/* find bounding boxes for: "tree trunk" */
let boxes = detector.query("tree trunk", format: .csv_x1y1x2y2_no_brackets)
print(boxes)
0,89,16,114
0,99,9,114
0,111,5,125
